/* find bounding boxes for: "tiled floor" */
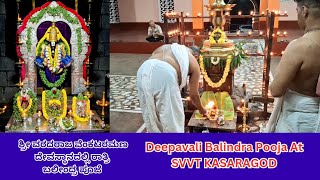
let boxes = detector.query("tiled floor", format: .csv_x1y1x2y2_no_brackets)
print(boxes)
110,75,140,112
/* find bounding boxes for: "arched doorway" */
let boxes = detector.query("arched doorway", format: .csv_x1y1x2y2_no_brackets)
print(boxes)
228,0,260,32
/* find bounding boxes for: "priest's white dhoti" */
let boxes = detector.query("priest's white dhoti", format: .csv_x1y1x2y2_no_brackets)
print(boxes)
136,43,189,133
265,90,320,132
137,59,185,132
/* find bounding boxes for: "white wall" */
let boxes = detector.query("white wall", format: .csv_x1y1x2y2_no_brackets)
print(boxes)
174,0,192,22
118,0,209,23
118,0,160,22
280,0,297,21
135,0,160,22
117,0,297,23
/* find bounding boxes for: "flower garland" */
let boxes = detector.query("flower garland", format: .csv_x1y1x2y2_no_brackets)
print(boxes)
199,54,232,88
42,89,67,120
211,57,220,65
30,6,79,25
72,95,91,122
45,45,61,74
13,90,37,121
39,69,68,88
17,96,33,116
27,5,82,54
201,42,248,71
209,28,227,45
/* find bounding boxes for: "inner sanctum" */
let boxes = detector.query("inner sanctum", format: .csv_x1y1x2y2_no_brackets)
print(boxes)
0,0,109,133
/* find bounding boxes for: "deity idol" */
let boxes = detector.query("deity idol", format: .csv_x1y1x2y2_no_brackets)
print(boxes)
35,22,72,87
20,89,30,108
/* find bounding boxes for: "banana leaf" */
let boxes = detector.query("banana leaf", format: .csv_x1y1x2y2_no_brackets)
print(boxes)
214,92,234,120
195,91,234,120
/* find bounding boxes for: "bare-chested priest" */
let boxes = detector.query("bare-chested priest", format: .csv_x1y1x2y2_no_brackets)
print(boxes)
137,43,206,132
267,0,320,132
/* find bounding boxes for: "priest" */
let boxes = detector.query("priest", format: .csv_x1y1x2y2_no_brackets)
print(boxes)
267,0,320,132
137,43,206,133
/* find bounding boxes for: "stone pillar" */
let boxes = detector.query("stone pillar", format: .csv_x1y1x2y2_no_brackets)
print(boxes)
91,0,109,124
92,0,108,99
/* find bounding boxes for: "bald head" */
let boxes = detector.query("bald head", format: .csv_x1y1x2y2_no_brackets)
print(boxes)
188,45,200,57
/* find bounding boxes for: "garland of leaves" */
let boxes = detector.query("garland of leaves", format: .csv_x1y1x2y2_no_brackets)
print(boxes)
30,6,79,25
39,69,68,88
76,28,82,54
13,91,37,121
27,5,82,54
42,89,67,120
27,27,33,52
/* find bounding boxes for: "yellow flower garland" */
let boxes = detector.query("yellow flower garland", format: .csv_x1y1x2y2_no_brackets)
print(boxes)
49,99,62,106
199,54,232,88
209,28,227,45
16,96,33,117
72,96,91,122
42,89,67,120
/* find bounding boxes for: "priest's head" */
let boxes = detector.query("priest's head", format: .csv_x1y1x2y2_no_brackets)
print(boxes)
294,0,320,31
188,45,200,58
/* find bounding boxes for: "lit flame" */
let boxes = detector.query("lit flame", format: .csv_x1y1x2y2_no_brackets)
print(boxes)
197,13,201,17
238,11,242,15
196,32,200,36
186,12,190,17
208,101,214,109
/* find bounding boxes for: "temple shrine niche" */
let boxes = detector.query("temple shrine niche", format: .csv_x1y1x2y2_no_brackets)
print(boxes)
3,1,109,133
